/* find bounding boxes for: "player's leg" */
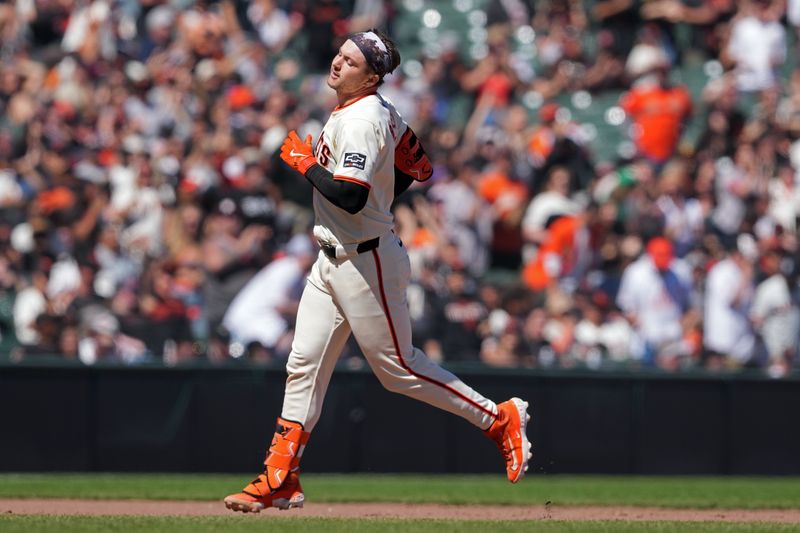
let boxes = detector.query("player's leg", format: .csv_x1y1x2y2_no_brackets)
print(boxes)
338,234,532,482
281,273,352,432
225,257,351,512
336,239,494,428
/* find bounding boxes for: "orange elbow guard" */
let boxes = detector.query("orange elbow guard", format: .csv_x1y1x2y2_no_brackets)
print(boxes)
395,128,432,181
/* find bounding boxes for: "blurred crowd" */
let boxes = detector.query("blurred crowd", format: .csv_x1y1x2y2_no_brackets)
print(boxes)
1,0,800,377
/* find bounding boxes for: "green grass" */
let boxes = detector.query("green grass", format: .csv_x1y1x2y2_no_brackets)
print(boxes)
0,516,797,533
1,474,800,509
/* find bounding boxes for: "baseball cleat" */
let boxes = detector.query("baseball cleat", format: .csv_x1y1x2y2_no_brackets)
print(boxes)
485,397,532,483
223,470,305,513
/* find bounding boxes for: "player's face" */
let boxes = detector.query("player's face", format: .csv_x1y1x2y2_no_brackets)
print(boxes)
327,39,379,96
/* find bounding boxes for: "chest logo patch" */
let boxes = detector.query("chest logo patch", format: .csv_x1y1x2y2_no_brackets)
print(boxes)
343,152,367,170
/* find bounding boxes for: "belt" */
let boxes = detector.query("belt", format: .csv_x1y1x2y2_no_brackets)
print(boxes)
321,236,380,260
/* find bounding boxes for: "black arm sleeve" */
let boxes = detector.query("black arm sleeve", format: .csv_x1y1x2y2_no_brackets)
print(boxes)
394,168,415,198
304,164,369,214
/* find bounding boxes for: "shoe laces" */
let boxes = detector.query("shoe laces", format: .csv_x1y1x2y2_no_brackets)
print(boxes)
489,420,513,462
498,437,513,463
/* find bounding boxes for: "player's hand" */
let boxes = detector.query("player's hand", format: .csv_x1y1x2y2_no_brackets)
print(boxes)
280,130,317,175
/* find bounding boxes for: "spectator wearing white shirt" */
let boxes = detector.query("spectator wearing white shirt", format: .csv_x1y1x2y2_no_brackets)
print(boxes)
61,1,116,64
710,146,756,250
247,0,302,54
616,237,693,367
751,248,798,376
788,0,800,42
655,159,704,256
573,291,634,366
725,0,786,93
427,162,493,277
703,234,758,368
222,234,316,360
790,0,800,24
13,271,47,347
768,163,800,235
522,166,580,262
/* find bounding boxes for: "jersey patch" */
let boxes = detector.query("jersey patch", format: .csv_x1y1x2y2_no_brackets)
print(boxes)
343,152,367,170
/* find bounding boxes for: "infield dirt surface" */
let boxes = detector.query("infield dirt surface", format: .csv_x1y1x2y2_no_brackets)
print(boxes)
2,499,800,523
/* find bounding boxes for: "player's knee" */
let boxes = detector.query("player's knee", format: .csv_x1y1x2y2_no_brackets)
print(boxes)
377,377,401,393
403,346,430,367
285,360,311,382
374,348,428,393
375,372,408,394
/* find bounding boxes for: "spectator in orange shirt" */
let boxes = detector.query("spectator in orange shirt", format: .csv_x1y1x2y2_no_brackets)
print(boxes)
522,214,590,293
476,151,528,269
528,103,559,169
619,61,692,167
477,154,527,208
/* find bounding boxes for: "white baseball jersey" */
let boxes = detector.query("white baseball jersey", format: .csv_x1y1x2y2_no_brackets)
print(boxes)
312,93,407,245
279,91,499,434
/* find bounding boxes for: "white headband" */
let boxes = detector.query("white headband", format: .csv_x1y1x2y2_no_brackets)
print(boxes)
350,31,392,77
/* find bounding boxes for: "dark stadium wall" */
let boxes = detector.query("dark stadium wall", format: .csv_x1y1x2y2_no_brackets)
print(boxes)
1,364,799,475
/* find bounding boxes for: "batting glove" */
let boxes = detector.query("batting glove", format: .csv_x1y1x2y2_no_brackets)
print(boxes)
280,130,317,175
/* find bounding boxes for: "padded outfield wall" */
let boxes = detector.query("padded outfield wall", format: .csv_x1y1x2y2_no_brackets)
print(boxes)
2,362,799,475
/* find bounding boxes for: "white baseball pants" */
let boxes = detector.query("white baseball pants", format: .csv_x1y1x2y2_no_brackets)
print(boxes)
280,231,498,432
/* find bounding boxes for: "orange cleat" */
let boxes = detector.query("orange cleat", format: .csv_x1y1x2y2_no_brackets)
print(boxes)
224,417,311,513
485,397,532,483
223,470,304,512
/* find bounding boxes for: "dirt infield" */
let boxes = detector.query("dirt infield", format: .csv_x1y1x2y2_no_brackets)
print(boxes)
2,499,800,523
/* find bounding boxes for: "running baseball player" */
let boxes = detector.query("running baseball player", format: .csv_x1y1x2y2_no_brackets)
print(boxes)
224,29,531,513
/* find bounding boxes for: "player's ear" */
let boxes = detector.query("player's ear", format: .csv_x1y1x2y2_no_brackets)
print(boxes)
366,73,380,88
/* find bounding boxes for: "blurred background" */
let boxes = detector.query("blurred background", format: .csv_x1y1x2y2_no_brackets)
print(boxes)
1,0,800,380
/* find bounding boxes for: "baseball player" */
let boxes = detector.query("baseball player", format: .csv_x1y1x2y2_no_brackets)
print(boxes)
224,29,531,513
